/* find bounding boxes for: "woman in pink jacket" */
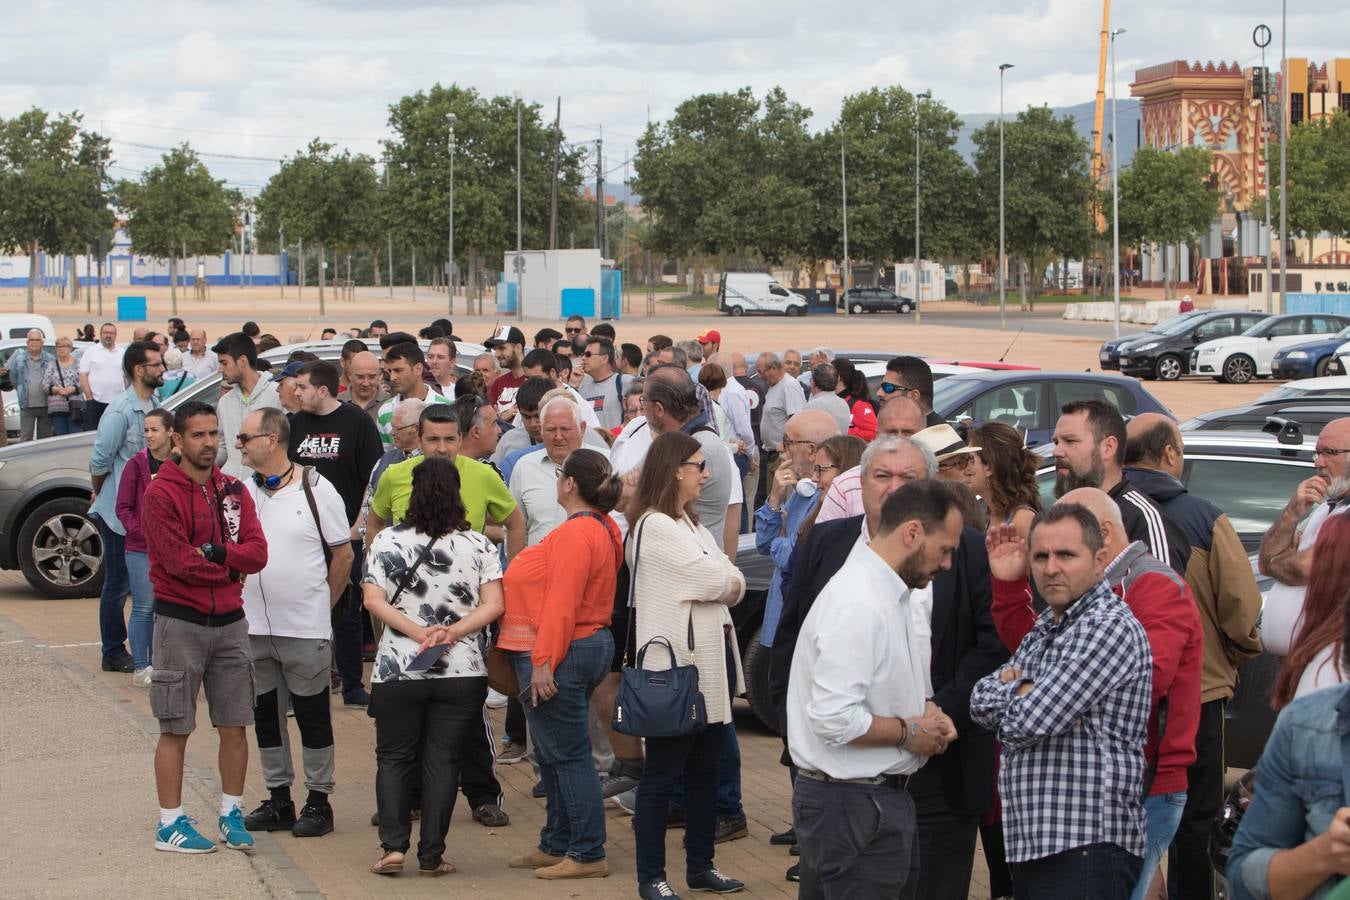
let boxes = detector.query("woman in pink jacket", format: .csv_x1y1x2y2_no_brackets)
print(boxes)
115,408,175,686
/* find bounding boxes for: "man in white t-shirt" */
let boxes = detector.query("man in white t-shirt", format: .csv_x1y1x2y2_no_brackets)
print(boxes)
1258,417,1350,654
78,322,126,429
236,408,354,840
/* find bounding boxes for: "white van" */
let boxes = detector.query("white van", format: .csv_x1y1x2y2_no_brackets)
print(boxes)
0,315,57,340
718,273,808,317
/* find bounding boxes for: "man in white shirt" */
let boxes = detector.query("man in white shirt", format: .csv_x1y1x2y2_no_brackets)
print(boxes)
509,396,598,546
788,478,961,900
182,328,218,381
236,408,353,840
78,322,125,428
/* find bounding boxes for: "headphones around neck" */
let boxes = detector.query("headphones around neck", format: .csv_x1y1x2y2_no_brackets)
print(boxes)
253,463,294,491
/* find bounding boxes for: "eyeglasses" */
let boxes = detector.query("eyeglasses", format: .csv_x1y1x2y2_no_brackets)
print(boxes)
812,463,838,477
782,438,817,453
565,327,583,334
236,432,271,444
393,422,418,433
878,382,914,395
1313,447,1350,458
681,459,708,473
938,454,974,471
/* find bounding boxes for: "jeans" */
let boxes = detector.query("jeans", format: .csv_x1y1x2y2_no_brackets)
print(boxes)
670,722,744,819
1132,792,1187,900
96,518,130,662
794,776,920,900
124,550,156,670
50,411,78,435
509,629,612,862
1010,842,1143,900
373,675,487,869
333,542,364,697
635,722,727,883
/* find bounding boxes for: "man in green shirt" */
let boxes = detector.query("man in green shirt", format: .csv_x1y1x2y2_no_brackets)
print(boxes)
367,403,524,560
375,342,452,447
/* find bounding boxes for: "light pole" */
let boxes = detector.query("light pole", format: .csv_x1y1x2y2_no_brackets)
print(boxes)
1254,24,1274,313
1278,0,1288,313
383,154,393,299
841,131,850,310
998,63,1014,330
915,89,931,326
515,91,524,322
447,112,456,317
1110,29,1125,338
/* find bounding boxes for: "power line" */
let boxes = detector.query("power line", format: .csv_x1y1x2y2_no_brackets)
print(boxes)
100,118,385,142
110,139,284,163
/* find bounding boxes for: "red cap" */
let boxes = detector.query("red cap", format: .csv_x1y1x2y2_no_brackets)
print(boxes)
697,329,721,345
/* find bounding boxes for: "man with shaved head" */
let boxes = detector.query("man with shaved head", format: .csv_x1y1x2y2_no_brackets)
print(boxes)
1124,412,1264,898
183,328,218,380
988,486,1202,900
342,351,388,426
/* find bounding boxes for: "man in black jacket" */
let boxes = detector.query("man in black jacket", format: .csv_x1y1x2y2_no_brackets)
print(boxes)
771,435,1008,899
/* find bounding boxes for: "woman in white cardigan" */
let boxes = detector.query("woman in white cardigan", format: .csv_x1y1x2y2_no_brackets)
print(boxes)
628,431,746,899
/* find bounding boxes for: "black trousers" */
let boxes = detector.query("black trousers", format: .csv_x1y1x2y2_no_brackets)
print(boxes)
332,563,364,697
505,694,528,745
1168,698,1226,899
407,695,503,810
85,399,108,430
908,764,979,900
373,676,486,868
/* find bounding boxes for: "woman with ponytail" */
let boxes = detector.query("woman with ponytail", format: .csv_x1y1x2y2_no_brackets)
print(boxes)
498,447,625,879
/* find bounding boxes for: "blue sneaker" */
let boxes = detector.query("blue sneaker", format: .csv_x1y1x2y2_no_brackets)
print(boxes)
218,806,255,850
154,815,217,854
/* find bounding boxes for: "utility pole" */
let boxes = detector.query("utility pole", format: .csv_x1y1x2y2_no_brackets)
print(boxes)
841,132,850,310
94,133,105,317
447,112,457,317
915,89,930,327
1254,24,1274,313
515,91,524,322
1111,29,1126,339
622,157,630,314
998,63,1015,330
384,154,393,299
279,222,285,299
549,97,561,251
1278,0,1288,314
595,136,605,258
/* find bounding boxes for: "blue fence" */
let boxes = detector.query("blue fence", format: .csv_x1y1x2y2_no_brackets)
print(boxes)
1285,293,1350,315
601,270,622,319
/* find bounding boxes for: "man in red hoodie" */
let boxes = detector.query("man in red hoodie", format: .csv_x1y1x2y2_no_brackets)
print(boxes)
142,399,268,855
987,487,1202,900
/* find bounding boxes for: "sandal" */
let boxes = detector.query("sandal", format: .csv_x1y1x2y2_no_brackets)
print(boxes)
370,850,405,876
418,860,457,877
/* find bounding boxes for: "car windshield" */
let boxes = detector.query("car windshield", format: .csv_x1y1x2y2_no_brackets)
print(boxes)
1155,312,1204,335
1241,317,1281,337
932,376,978,411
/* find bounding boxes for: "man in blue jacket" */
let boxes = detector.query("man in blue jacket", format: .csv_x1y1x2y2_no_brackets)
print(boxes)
8,330,54,441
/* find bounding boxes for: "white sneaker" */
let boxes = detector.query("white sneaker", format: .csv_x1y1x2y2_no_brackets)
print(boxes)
486,688,508,709
133,666,153,688
612,787,637,816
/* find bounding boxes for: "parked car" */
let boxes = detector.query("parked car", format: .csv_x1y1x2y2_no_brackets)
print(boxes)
1116,310,1269,381
932,370,1171,449
1190,313,1350,384
1255,375,1350,403
1269,325,1350,380
0,341,484,599
1182,399,1350,437
838,286,915,315
1098,310,1210,371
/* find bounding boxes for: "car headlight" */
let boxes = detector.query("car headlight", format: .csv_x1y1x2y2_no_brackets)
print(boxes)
1198,347,1218,355
1283,351,1308,360
4,403,17,418
1133,342,1159,352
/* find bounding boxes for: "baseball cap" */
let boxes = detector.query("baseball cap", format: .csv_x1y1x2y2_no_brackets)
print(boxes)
485,325,526,347
697,329,721,346
278,360,306,380
911,423,981,462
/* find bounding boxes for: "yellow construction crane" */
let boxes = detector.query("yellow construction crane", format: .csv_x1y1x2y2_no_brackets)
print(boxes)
1091,0,1112,192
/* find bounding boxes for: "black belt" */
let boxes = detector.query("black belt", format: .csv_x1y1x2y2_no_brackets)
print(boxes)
797,768,911,791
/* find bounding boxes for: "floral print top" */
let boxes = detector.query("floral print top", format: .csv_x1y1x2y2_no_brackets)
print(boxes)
363,523,502,682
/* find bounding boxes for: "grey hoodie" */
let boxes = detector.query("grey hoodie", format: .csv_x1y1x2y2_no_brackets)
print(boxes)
215,370,280,480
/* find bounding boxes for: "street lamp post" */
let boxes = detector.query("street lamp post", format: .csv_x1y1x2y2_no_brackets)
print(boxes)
515,92,524,322
998,63,1014,331
1278,0,1288,313
841,132,850,308
1254,24,1274,313
915,89,931,327
447,112,456,317
384,155,393,299
1111,29,1125,338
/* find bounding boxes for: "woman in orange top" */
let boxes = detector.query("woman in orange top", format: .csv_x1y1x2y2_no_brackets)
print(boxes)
498,447,624,879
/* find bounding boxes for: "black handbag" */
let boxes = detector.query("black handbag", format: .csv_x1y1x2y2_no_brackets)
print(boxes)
611,516,708,738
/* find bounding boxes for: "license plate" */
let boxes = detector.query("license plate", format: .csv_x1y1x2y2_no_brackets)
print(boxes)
1118,357,1130,365
1100,352,1111,361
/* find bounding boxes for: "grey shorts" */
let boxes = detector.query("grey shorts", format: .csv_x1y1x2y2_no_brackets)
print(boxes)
151,615,255,735
250,635,332,698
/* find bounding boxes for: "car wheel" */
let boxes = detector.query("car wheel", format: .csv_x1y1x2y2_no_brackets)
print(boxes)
1155,353,1184,381
785,305,802,317
850,302,864,314
741,628,780,734
1315,356,1331,378
900,302,913,313
17,496,105,599
728,305,743,317
1223,354,1256,384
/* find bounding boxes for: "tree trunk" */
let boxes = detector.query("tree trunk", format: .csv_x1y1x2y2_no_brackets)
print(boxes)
69,255,79,306
346,253,351,290
86,245,93,314
318,243,326,316
371,245,382,287
170,254,178,313
26,242,37,313
411,247,417,301
1020,258,1029,311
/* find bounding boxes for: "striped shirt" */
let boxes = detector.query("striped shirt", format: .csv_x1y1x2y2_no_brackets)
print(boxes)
375,386,452,446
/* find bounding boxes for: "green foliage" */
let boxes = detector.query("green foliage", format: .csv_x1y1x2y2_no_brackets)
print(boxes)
1264,115,1350,243
1114,145,1218,248
255,139,379,256
116,144,238,260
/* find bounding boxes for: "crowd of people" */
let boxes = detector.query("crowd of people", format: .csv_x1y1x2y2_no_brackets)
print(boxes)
71,311,1350,899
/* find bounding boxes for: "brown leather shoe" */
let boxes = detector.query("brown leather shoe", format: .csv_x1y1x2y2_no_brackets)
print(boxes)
508,849,565,869
534,857,610,880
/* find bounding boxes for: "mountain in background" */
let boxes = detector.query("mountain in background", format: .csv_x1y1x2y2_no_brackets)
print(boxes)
955,98,1143,167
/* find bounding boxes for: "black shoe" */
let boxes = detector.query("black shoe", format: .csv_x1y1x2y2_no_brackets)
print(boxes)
471,804,509,828
769,827,796,846
639,879,683,899
785,864,800,883
292,801,334,837
342,686,370,707
686,868,744,894
789,843,800,857
531,781,546,798
713,817,747,844
244,798,296,831
102,654,134,673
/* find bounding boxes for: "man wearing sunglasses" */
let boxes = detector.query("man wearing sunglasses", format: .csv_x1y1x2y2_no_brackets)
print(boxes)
879,356,944,428
578,338,627,431
563,315,588,343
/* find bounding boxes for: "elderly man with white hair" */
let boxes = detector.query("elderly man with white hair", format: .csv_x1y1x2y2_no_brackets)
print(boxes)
800,347,835,390
509,394,604,547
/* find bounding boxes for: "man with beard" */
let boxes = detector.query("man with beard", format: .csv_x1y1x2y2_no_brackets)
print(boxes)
787,479,962,899
486,326,529,417
1051,399,1189,576
89,340,164,673
214,332,281,479
375,342,451,447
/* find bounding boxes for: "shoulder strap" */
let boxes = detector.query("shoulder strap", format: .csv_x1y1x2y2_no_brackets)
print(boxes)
389,536,437,608
568,510,622,569
622,515,696,669
299,467,334,567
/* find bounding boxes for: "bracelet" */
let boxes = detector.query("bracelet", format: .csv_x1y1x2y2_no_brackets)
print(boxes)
897,718,910,749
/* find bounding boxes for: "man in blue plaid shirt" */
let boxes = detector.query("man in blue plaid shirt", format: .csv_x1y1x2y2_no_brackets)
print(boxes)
971,503,1153,900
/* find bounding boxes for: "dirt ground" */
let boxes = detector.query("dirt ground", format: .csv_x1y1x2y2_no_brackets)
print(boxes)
1,285,1272,421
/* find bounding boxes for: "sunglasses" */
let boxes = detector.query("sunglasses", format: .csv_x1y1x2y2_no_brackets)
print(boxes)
878,382,914,395
938,454,974,471
235,432,272,444
680,459,708,473
565,327,583,334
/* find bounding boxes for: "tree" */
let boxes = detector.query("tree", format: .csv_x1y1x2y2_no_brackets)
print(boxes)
1115,146,1219,297
115,145,238,315
255,140,379,314
972,106,1093,308
0,108,112,312
1264,115,1350,263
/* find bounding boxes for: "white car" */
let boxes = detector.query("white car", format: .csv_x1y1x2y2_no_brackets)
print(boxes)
1325,339,1350,376
1256,374,1350,403
1189,313,1350,384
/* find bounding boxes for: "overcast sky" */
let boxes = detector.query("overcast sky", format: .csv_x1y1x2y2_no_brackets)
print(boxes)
6,0,1344,194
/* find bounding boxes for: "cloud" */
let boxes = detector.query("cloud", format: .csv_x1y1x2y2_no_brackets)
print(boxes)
173,31,247,90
